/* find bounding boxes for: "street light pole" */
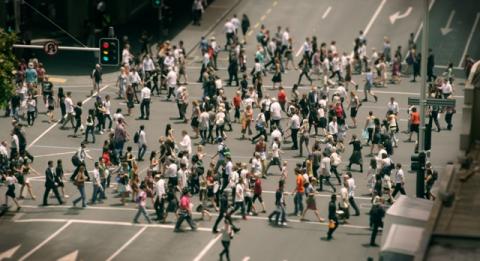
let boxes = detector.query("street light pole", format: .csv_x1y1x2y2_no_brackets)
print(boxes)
416,0,429,198
419,0,429,153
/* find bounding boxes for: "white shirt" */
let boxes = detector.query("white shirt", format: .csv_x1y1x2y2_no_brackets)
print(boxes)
440,82,453,94
328,121,338,134
271,129,282,143
64,97,74,113
179,134,192,155
235,183,244,202
251,158,262,175
347,177,356,197
138,130,147,145
129,71,141,84
143,57,155,72
103,100,111,115
166,70,177,87
228,168,238,188
387,101,399,114
165,163,178,178
155,179,166,200
122,49,131,65
282,31,290,46
290,114,300,129
231,17,240,30
92,168,101,186
320,157,331,175
178,168,188,190
224,21,235,34
335,86,347,99
0,144,8,157
394,168,405,184
141,87,151,100
163,55,175,69
272,142,280,158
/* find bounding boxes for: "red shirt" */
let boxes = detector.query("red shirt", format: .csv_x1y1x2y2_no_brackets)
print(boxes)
233,96,242,108
411,111,420,125
254,179,262,195
278,90,287,103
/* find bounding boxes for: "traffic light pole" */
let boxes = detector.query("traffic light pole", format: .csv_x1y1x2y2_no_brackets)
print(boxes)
416,0,430,198
13,44,99,52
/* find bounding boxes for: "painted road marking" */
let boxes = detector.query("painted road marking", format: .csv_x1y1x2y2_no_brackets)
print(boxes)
48,77,67,84
242,257,251,261
260,15,267,21
0,244,21,260
57,250,78,261
106,227,147,261
266,8,272,14
33,151,76,158
440,10,456,36
458,12,480,67
18,221,72,261
389,6,413,24
14,218,211,231
273,1,278,7
193,234,222,261
414,0,436,42
17,205,372,229
254,22,260,28
363,0,387,35
27,84,111,149
322,6,332,19
247,30,253,36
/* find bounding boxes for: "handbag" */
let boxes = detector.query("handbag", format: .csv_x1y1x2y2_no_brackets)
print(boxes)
328,220,336,229
361,129,369,141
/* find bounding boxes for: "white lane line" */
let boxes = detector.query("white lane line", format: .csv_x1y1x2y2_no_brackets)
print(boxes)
295,46,304,57
18,221,72,261
14,218,211,231
16,208,371,230
32,144,103,151
106,226,147,261
363,0,387,35
193,234,222,261
458,12,480,67
27,84,111,149
242,257,251,261
322,6,332,19
414,0,436,42
434,64,463,70
33,151,76,158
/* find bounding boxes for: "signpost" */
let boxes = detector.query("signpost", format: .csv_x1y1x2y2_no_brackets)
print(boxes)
43,41,59,56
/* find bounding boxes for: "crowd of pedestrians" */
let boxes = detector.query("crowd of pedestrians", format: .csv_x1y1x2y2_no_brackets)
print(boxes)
1,6,474,259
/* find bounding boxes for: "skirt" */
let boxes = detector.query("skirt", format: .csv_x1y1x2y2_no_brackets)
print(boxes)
349,150,362,164
6,184,16,198
306,196,317,210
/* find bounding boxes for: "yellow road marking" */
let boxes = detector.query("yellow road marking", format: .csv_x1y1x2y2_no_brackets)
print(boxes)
273,1,278,7
48,77,67,83
254,22,260,28
247,30,253,36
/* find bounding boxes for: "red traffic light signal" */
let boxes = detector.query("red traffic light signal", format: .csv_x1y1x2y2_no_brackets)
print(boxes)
99,38,119,66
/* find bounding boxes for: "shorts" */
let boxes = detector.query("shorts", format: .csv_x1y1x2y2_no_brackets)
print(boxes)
410,124,419,133
350,107,358,118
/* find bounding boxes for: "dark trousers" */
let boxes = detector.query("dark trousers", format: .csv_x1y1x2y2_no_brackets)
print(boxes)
349,196,360,216
175,212,196,230
293,192,304,215
140,99,150,119
229,201,246,218
84,126,95,143
319,176,336,192
213,210,237,232
291,128,299,149
43,186,63,205
370,223,380,245
297,71,312,85
327,218,338,239
74,118,82,135
251,128,267,143
138,144,147,160
392,183,406,197
200,129,208,144
27,111,36,125
331,165,342,184
154,197,165,220
228,71,239,86
268,205,286,224
220,241,231,260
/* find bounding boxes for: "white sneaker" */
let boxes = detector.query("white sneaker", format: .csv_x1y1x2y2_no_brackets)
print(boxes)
99,131,104,134
281,222,288,226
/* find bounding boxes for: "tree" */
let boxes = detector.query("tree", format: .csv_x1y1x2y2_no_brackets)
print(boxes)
0,28,17,108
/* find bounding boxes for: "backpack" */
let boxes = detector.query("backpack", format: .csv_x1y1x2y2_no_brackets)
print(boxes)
221,146,231,158
133,131,140,143
71,153,81,167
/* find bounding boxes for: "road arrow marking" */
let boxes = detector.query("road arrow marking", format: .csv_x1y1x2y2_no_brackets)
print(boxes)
57,250,78,261
440,10,456,35
0,245,21,260
389,6,413,24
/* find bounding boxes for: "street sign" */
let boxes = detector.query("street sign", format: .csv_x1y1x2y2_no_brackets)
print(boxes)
43,41,59,56
408,97,456,107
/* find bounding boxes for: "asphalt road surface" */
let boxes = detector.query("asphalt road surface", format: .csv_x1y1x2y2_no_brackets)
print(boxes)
0,0,474,260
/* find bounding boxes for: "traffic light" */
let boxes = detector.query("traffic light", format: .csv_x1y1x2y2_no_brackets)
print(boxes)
411,152,426,172
152,0,161,7
99,38,119,66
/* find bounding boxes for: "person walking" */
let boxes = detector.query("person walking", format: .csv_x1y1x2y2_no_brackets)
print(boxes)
318,152,336,192
213,190,240,233
72,164,88,208
292,171,305,216
60,92,75,129
133,183,152,224
91,64,102,96
300,178,325,222
219,219,234,261
344,172,360,216
135,125,147,161
369,196,385,247
363,68,378,102
42,160,64,206
4,171,21,211
174,188,197,232
139,84,151,120
268,180,287,226
288,108,300,150
326,194,338,240
392,163,406,198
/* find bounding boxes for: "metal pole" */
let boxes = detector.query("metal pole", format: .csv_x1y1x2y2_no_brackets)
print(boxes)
419,0,429,153
12,44,99,52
